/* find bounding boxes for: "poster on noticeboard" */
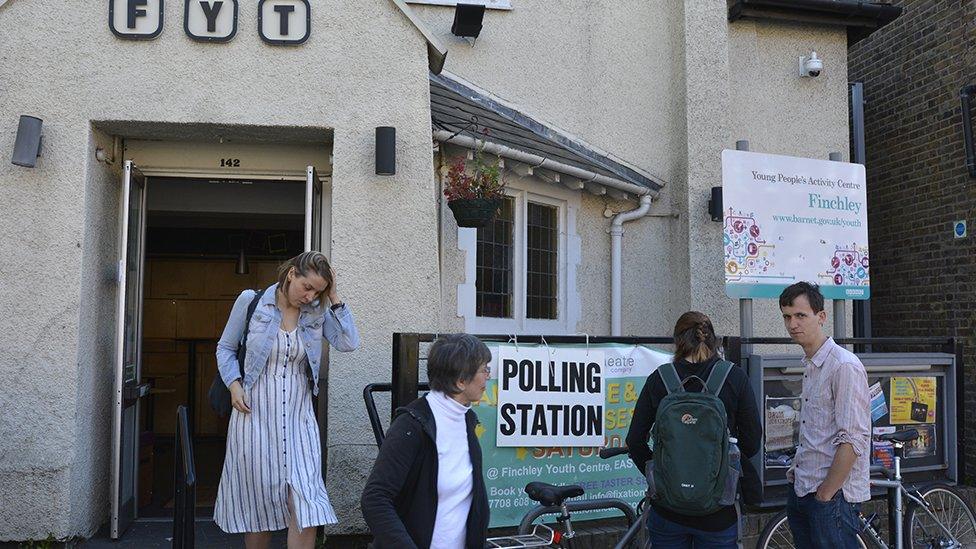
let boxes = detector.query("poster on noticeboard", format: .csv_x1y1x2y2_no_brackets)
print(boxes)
890,377,937,424
764,396,801,469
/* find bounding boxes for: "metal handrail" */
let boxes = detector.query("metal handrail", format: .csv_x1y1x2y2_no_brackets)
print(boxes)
364,382,430,448
173,405,196,549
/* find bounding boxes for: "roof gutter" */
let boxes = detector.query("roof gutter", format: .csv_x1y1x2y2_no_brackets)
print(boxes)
728,0,902,44
433,129,655,197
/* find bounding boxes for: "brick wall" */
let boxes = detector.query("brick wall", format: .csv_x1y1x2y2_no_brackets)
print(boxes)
848,0,976,482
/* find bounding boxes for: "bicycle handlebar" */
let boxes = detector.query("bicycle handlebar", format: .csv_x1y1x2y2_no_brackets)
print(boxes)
599,446,629,459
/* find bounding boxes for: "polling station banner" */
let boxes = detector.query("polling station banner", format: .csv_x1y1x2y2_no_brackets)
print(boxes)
722,149,870,300
473,342,672,527
496,345,606,447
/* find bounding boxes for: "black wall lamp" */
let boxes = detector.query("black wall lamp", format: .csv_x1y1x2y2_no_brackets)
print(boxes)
375,126,396,176
11,115,43,168
708,186,723,222
452,3,485,41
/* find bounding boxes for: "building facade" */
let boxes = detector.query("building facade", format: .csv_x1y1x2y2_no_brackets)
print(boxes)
849,0,976,481
0,0,893,541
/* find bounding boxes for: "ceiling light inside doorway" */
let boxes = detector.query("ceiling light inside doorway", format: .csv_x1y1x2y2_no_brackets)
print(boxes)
236,247,249,275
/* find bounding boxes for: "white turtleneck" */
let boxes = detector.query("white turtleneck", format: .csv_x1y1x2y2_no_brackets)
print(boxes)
427,390,474,549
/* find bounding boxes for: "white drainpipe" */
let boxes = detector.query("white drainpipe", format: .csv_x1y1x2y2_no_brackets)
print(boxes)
611,194,653,336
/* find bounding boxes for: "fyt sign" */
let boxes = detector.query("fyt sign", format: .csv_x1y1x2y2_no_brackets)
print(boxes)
109,0,311,45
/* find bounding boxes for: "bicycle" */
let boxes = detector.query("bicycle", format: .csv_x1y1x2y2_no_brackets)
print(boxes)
363,384,647,548
756,429,976,549
483,446,649,548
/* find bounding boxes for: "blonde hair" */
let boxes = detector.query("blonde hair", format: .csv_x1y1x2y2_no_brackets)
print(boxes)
276,251,334,303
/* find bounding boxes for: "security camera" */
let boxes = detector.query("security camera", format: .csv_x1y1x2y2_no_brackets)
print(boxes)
799,51,823,78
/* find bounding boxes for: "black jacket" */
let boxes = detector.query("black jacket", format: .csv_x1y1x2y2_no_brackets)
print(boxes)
361,396,490,549
625,356,763,531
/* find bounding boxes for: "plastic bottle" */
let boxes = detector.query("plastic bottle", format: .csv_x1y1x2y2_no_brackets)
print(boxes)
720,436,743,506
729,436,742,477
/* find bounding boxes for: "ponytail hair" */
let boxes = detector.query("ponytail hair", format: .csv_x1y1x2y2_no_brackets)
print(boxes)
673,311,719,362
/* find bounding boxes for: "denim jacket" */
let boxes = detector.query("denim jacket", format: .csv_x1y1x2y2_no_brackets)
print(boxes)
216,283,360,396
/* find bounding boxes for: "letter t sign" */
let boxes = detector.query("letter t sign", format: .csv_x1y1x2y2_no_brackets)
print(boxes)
258,0,311,45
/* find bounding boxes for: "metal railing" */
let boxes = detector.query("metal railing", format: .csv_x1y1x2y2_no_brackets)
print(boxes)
364,382,429,447
173,405,196,549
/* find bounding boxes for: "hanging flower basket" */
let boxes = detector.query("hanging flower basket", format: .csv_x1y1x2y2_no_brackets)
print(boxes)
443,137,506,229
448,198,501,228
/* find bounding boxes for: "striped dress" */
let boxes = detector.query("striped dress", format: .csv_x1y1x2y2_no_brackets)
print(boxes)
214,327,338,533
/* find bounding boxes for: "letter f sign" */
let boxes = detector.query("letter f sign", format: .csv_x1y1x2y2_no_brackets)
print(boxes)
111,0,163,39
128,0,148,28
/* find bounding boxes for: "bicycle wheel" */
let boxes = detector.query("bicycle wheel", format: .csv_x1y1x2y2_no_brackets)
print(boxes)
756,511,794,549
904,483,976,549
755,510,868,549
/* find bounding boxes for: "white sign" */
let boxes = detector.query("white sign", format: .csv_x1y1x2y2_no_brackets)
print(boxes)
110,0,164,39
496,345,606,447
185,0,238,42
722,150,870,300
258,0,311,45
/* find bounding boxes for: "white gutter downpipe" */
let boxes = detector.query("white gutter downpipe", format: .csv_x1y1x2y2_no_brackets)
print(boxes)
611,195,653,336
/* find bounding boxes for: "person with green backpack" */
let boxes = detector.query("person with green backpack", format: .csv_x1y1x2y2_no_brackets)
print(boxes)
626,311,762,548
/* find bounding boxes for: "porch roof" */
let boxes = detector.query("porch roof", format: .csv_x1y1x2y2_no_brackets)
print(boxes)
430,72,665,199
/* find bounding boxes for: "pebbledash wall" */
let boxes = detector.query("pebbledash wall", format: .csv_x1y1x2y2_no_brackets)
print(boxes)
0,0,439,541
0,0,865,542
848,0,976,481
421,2,851,345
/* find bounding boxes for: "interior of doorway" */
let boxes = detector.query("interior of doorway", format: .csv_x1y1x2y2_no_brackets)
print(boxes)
138,175,305,517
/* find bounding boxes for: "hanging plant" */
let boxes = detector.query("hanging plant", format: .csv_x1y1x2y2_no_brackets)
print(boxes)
443,134,505,228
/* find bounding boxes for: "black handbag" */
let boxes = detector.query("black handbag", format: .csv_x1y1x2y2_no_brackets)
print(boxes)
208,289,265,417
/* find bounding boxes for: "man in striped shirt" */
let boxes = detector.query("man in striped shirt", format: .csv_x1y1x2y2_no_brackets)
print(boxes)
780,282,871,549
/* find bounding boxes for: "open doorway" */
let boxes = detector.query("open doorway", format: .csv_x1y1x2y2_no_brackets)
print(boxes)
136,176,306,517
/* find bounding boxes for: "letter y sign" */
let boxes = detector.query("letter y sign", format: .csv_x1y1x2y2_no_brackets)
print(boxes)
185,0,239,42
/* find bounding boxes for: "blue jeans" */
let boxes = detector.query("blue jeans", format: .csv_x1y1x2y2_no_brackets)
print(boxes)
786,486,862,549
647,506,738,549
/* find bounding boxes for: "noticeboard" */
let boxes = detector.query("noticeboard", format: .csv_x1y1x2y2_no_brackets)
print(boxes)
752,352,957,506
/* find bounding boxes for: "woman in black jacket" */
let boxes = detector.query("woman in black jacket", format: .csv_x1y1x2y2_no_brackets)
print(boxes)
626,311,762,549
361,333,491,549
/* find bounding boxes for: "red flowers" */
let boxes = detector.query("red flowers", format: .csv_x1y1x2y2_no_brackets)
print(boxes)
443,153,504,202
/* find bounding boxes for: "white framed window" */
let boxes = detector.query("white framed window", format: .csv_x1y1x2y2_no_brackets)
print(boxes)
457,178,580,335
406,0,513,10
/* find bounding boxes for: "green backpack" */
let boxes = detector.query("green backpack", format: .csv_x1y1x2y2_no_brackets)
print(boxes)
647,360,739,516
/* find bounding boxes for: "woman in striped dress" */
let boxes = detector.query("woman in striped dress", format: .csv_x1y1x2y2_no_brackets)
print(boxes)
214,251,360,548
